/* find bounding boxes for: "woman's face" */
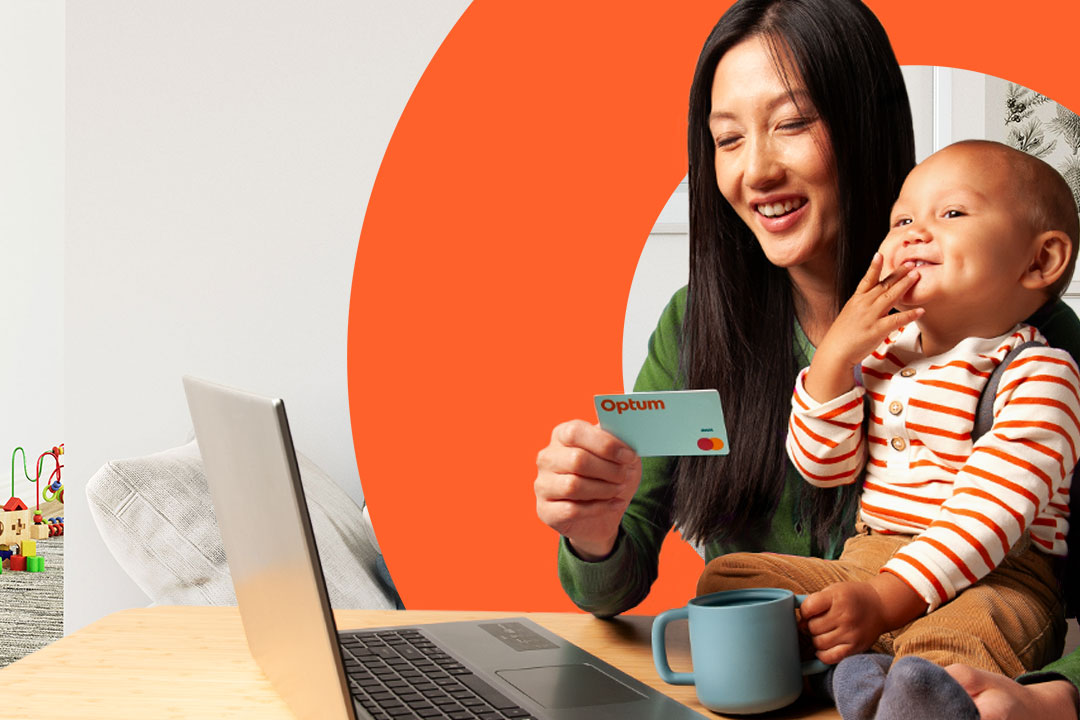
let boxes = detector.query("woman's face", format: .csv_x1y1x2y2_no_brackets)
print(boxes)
709,36,839,274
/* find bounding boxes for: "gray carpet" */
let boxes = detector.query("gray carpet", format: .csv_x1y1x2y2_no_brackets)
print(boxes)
0,535,63,667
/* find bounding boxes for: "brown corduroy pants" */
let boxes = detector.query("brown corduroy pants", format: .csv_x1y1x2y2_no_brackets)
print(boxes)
696,525,1065,677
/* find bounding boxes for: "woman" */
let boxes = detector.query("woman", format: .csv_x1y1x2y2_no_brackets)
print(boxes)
536,0,912,617
532,0,1080,717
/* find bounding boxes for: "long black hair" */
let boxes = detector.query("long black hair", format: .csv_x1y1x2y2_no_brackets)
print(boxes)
675,0,915,549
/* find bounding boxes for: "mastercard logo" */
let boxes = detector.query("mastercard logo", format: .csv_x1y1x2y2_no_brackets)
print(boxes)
697,437,725,451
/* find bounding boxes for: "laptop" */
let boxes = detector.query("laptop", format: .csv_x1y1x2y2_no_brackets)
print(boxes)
182,376,704,720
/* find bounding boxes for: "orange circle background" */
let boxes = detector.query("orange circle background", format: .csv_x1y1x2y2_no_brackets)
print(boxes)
349,0,1080,613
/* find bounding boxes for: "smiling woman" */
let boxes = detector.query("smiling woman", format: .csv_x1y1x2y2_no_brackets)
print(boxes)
708,39,839,285
534,0,914,614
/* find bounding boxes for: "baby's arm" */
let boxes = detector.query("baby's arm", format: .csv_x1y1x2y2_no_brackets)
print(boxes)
802,254,922,401
786,256,921,486
800,574,927,664
882,342,1080,610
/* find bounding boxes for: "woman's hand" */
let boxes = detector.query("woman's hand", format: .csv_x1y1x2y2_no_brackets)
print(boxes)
803,254,923,403
945,665,1079,720
534,420,642,561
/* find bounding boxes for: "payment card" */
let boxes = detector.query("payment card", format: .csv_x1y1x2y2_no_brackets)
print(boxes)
593,389,729,457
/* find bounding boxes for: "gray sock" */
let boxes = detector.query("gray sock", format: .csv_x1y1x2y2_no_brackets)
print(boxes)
833,653,892,720
876,656,980,720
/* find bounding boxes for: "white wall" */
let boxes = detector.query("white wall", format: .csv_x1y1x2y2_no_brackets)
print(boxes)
65,1,471,633
0,3,64,506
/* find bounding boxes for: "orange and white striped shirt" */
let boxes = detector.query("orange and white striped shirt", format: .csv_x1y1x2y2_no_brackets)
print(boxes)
787,323,1079,610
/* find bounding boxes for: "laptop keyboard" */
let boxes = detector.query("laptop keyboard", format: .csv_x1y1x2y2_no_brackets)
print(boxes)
340,628,538,720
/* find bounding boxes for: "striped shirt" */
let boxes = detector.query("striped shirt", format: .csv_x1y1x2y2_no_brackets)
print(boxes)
787,323,1079,610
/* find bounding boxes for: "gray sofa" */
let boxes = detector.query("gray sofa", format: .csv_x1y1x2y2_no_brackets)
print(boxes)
86,439,402,609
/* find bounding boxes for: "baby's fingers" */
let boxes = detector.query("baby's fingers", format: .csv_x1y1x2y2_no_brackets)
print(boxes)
877,307,924,335
875,265,920,310
877,261,915,291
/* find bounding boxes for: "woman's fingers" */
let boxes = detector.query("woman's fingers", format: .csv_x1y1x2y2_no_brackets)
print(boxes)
537,424,637,489
535,470,626,502
549,419,637,466
536,440,628,483
538,496,628,530
535,419,642,552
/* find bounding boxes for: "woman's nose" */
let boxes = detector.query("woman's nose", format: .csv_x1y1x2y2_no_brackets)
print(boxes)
744,135,784,188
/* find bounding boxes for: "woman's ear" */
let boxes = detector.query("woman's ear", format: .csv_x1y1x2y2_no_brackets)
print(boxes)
1022,230,1073,291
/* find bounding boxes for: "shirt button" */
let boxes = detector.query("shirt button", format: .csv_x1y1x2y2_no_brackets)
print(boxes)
889,401,903,415
900,368,916,377
891,437,906,451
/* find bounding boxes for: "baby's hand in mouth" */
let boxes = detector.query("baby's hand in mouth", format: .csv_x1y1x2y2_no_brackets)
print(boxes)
879,260,915,287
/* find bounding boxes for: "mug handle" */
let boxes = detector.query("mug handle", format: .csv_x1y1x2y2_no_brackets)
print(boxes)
651,607,694,685
794,594,832,676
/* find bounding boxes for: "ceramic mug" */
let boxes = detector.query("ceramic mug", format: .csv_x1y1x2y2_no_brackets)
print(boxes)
652,588,830,714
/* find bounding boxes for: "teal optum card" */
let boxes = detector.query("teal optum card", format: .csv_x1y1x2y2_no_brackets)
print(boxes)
594,390,729,457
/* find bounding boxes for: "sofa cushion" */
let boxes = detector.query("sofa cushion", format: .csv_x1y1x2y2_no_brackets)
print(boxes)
86,439,401,609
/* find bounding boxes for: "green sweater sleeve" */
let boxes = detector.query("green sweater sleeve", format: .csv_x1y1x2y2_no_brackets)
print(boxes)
1018,648,1080,695
557,288,686,617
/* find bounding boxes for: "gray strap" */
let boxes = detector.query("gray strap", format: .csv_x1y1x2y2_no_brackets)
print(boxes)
971,341,1044,442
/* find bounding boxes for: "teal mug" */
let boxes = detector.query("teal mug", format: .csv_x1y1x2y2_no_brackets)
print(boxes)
652,588,830,714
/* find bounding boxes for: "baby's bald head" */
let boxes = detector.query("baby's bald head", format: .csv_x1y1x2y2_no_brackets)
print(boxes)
948,139,1078,298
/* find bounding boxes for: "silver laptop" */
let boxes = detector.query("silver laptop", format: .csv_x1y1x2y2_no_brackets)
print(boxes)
183,376,703,720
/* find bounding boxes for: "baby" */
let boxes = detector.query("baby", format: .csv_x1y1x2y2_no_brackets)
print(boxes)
698,140,1080,720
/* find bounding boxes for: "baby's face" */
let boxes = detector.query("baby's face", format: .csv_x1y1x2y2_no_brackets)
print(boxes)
878,145,1036,316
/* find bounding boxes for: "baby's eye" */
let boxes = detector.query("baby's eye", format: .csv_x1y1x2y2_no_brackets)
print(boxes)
944,209,966,218
892,217,911,227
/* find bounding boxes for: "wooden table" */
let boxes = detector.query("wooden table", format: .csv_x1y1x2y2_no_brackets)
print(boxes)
0,607,838,719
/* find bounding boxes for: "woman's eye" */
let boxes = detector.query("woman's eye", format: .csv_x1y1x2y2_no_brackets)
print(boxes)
714,135,740,149
778,116,815,132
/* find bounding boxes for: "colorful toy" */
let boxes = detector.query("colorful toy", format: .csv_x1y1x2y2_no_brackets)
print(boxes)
0,444,65,571
11,444,64,510
0,497,31,546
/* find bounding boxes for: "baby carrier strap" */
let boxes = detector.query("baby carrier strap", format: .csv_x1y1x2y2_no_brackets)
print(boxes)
972,340,1078,617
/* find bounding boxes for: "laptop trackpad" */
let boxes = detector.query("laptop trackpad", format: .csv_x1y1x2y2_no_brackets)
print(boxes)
496,664,647,708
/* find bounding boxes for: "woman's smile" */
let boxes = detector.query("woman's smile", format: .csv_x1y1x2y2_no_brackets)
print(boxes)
753,194,810,232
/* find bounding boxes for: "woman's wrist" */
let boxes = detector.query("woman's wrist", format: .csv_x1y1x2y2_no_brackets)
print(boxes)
1025,679,1079,720
566,531,620,563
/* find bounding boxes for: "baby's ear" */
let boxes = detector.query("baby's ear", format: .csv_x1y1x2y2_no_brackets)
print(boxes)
1021,230,1072,291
